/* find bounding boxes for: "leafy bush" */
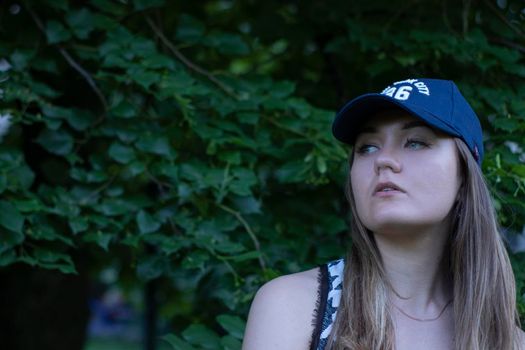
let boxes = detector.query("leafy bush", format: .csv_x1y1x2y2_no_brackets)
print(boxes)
1,0,525,345
162,315,245,350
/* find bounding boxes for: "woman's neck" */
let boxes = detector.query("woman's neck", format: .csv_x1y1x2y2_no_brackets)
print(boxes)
373,223,453,312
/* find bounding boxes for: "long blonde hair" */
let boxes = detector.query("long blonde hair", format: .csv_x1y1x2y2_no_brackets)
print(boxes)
327,138,520,349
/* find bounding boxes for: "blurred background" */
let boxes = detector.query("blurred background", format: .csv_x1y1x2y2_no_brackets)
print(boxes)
1,0,525,349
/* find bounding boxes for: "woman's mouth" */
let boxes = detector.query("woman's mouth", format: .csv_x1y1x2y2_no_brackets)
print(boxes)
374,182,404,196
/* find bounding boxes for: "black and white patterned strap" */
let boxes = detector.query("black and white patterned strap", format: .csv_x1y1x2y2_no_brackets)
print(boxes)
310,258,344,350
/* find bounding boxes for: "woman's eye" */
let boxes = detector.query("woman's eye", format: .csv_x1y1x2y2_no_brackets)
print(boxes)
356,144,379,154
405,139,428,150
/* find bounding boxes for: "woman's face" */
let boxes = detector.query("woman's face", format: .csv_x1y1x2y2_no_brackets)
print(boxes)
350,111,462,235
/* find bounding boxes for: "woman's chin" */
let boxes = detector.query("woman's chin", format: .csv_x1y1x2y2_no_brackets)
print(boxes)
365,217,438,236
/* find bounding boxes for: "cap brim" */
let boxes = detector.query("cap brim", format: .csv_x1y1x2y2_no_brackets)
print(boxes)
332,94,461,144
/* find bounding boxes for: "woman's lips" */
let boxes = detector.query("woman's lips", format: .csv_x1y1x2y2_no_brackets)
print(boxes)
373,182,405,197
374,189,403,197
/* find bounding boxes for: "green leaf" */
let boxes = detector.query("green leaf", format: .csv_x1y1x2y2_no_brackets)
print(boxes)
13,198,43,212
176,14,205,43
182,324,221,349
142,54,177,70
137,255,166,280
236,112,259,125
83,231,112,251
129,38,156,58
206,32,250,56
158,72,196,97
91,0,127,15
159,163,179,181
27,80,61,98
65,8,95,39
262,97,287,111
29,220,75,246
67,109,95,131
97,199,135,216
18,254,38,266
39,261,77,274
317,156,327,174
0,175,6,194
275,161,307,183
181,251,210,269
46,20,72,44
229,168,257,196
111,100,137,118
31,56,59,74
43,119,62,131
92,13,116,30
232,196,261,214
41,104,72,120
9,164,35,190
159,237,186,255
46,0,68,11
114,126,139,143
0,228,24,254
31,248,77,273
69,216,89,234
288,98,311,118
135,135,174,158
133,0,165,10
123,161,146,177
162,334,196,350
136,210,161,234
10,50,34,71
35,129,74,156
128,68,159,90
105,186,124,197
109,142,136,164
220,335,242,350
215,241,245,254
218,151,241,165
33,248,74,264
0,250,17,267
270,81,296,98
494,117,520,132
71,168,108,183
216,315,246,340
0,200,24,233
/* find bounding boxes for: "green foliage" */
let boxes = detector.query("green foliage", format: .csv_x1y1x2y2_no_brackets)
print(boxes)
162,315,245,350
1,0,525,343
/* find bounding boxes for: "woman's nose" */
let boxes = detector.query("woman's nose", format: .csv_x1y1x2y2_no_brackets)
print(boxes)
374,147,402,174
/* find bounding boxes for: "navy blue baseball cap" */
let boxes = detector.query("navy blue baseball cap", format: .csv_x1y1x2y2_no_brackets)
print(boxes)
332,78,484,165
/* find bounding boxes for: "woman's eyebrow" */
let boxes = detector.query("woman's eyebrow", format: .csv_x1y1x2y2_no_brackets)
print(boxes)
401,120,432,130
358,126,377,134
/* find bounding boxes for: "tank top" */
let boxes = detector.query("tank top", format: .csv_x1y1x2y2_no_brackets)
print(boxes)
309,258,345,350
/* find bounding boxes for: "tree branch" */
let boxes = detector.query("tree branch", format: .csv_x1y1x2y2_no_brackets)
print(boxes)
462,0,472,35
57,47,108,110
218,203,267,271
144,169,184,236
80,175,117,205
488,36,525,54
483,0,525,40
24,4,108,112
442,0,458,35
145,16,239,99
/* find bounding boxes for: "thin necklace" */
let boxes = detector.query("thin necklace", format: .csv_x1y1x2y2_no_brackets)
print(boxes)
393,299,453,322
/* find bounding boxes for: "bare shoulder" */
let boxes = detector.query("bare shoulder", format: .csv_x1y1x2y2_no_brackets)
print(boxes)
242,267,320,350
256,268,319,301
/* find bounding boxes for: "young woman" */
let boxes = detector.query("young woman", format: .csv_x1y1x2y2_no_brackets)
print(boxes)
242,79,524,350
